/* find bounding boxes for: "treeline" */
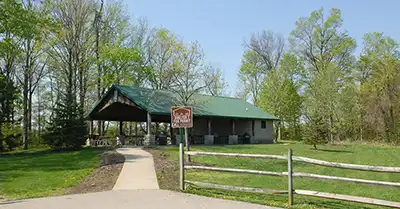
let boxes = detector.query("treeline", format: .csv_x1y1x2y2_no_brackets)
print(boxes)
0,0,226,151
238,8,400,146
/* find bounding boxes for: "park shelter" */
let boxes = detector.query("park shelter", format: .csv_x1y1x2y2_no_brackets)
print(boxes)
86,84,279,145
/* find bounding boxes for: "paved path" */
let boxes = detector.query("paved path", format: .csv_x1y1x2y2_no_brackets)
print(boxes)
113,147,159,190
0,190,281,209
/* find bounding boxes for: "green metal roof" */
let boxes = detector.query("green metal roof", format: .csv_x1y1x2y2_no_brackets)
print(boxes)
92,84,279,120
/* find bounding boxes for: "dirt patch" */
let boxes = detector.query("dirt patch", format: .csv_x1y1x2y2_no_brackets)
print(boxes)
144,148,180,191
64,150,125,195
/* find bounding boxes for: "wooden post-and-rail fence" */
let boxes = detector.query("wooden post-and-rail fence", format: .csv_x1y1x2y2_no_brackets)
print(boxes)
178,148,400,208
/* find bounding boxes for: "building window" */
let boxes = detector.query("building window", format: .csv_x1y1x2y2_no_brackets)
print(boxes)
261,121,266,129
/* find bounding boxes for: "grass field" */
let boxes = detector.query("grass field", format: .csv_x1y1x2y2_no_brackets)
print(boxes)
0,147,105,199
156,142,400,209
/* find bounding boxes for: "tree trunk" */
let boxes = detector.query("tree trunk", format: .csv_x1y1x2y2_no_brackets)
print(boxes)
37,89,41,137
95,0,104,136
28,91,33,132
79,66,85,118
23,39,31,150
329,115,334,144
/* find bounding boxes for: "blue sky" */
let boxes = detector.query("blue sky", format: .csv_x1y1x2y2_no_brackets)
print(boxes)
124,0,400,95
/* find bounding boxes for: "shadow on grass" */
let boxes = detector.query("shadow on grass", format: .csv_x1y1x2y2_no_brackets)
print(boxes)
316,149,354,153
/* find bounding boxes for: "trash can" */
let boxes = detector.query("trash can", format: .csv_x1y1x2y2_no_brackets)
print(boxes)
157,131,167,145
243,132,251,144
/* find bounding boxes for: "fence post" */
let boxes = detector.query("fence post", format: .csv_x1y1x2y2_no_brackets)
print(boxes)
288,149,293,206
179,128,185,190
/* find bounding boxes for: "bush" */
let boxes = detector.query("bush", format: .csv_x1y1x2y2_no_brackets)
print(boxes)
1,122,22,151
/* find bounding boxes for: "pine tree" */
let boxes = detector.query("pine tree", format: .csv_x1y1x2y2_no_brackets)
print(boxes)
304,116,329,149
44,89,86,150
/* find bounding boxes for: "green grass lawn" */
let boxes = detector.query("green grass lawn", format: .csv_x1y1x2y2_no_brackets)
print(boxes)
0,147,105,199
158,142,400,209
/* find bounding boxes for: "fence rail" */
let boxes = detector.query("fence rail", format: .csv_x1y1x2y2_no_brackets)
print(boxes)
295,190,400,208
292,156,400,173
186,151,400,172
185,180,288,194
181,150,400,208
293,172,400,187
185,165,288,176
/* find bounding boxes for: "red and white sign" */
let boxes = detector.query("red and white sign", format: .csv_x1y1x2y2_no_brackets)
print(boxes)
171,106,193,128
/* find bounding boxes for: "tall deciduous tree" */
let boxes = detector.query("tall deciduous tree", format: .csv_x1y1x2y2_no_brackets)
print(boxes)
358,32,400,143
238,50,265,105
290,8,356,144
239,31,285,105
246,30,285,72
0,0,24,152
45,0,95,148
259,52,303,141
146,28,181,90
203,65,228,96
19,0,54,149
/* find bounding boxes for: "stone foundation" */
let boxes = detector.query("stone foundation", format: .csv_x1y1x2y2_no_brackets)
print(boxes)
250,137,259,144
228,135,238,145
143,134,156,146
204,135,214,145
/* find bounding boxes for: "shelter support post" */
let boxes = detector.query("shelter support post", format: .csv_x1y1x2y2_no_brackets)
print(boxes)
144,112,155,145
204,118,214,145
89,121,94,135
207,118,211,135
119,121,123,135
170,123,175,145
229,119,238,144
232,119,235,134
147,112,151,134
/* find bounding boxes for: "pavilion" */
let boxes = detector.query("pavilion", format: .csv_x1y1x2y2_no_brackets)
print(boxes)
86,84,279,146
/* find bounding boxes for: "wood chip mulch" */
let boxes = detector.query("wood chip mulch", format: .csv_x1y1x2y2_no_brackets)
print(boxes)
64,150,125,195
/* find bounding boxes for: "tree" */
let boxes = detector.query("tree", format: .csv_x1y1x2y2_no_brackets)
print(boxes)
47,0,95,148
245,30,285,72
146,28,181,90
0,0,52,150
290,8,356,144
93,0,104,135
203,65,228,96
43,86,86,149
358,32,400,142
18,0,55,150
259,52,303,141
0,0,25,152
238,50,265,105
167,40,225,161
303,115,329,149
238,30,285,105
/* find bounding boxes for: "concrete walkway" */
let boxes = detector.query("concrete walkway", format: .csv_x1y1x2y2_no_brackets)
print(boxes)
113,147,159,190
0,190,281,209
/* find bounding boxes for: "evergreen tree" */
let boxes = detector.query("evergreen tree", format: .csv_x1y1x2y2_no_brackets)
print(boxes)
44,89,86,150
304,116,329,149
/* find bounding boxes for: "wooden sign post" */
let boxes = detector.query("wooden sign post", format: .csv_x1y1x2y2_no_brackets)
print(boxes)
171,106,193,191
